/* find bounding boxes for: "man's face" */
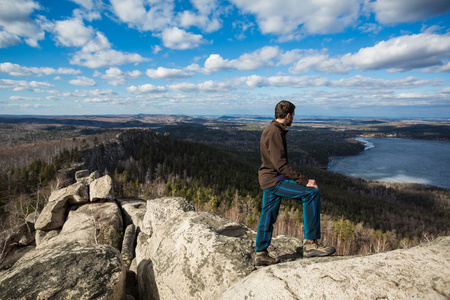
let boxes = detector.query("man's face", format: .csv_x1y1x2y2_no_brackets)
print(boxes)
286,112,295,126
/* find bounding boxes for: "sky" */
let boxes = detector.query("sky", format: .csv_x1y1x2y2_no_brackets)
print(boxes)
0,0,449,118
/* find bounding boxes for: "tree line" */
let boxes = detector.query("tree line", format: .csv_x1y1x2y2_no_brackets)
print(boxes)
1,129,448,256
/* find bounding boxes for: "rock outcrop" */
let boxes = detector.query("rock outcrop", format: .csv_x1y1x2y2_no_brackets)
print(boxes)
37,201,123,249
220,237,450,300
141,196,195,236
78,129,159,173
0,170,127,299
1,168,449,300
0,242,124,300
139,211,255,300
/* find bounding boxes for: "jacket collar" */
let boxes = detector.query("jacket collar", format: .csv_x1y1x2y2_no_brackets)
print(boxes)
272,119,289,132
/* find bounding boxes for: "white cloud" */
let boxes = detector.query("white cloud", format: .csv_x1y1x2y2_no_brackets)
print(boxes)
0,0,45,47
54,18,94,47
0,62,80,76
70,49,148,68
422,61,450,73
167,82,199,92
332,75,439,90
160,27,205,50
202,46,280,73
99,67,143,86
372,0,450,24
230,0,362,39
69,0,94,11
52,16,148,68
342,33,450,72
10,95,42,101
127,84,166,94
0,31,22,48
109,0,174,32
146,67,191,79
176,0,222,33
0,79,54,91
152,45,162,54
168,80,236,93
242,75,329,88
69,76,96,86
288,50,350,74
81,32,111,52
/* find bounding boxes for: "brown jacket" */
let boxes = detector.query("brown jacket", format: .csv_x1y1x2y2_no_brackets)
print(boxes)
258,120,308,189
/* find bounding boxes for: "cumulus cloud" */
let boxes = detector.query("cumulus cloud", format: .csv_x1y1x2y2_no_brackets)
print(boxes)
69,0,95,11
70,49,148,68
127,84,166,94
288,50,350,74
160,27,205,50
98,67,143,86
342,33,450,72
372,0,450,24
167,74,437,93
109,0,174,32
0,31,22,48
422,61,450,73
0,62,80,77
168,80,236,93
51,17,148,68
9,95,42,101
0,79,54,91
69,76,96,86
53,17,94,47
230,0,362,39
201,46,281,73
176,0,222,33
0,0,45,47
146,67,191,80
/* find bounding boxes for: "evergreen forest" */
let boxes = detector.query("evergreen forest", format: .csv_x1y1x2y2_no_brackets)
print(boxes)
0,116,449,261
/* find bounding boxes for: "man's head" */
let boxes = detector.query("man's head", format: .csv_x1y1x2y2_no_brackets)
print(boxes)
275,100,295,126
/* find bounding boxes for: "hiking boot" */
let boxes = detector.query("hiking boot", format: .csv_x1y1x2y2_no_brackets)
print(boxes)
255,250,279,266
303,240,336,258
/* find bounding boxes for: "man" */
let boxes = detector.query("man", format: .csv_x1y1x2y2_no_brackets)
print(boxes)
255,100,336,266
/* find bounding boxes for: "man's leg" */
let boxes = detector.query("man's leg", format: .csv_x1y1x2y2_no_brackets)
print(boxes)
270,180,321,240
270,180,335,257
255,188,282,252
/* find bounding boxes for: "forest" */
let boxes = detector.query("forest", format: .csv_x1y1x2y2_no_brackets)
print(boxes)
0,115,449,261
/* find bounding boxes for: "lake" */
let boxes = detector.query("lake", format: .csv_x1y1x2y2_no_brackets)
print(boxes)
328,137,450,190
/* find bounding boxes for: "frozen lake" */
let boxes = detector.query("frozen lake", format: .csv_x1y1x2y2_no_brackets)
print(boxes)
328,137,450,189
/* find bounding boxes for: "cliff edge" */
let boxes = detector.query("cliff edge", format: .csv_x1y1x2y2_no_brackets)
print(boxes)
0,170,449,299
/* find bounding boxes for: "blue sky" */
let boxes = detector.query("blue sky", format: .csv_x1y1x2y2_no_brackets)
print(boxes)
0,0,449,118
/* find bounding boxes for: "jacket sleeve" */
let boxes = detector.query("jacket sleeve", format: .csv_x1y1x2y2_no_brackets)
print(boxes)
267,129,308,186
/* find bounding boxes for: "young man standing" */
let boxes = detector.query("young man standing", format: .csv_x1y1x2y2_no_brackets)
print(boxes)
255,100,336,266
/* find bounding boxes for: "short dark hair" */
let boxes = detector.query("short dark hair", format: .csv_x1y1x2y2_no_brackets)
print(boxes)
275,100,295,119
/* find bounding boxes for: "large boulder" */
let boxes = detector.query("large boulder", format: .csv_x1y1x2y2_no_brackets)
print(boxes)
35,182,89,231
138,211,255,300
34,194,69,231
220,236,450,299
0,242,125,300
37,202,123,249
90,175,114,202
142,197,195,236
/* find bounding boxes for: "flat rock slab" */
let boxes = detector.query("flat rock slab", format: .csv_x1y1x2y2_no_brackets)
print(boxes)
220,236,450,300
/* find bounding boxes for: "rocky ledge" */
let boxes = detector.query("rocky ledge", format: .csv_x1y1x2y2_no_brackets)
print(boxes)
0,170,449,299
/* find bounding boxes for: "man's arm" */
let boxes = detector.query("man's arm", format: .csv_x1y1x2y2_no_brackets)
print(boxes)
267,128,308,186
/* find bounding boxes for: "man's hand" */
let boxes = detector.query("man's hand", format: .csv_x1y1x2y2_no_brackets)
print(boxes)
306,179,319,189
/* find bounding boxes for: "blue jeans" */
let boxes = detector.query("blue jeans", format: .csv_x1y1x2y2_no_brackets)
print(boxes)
255,180,321,252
